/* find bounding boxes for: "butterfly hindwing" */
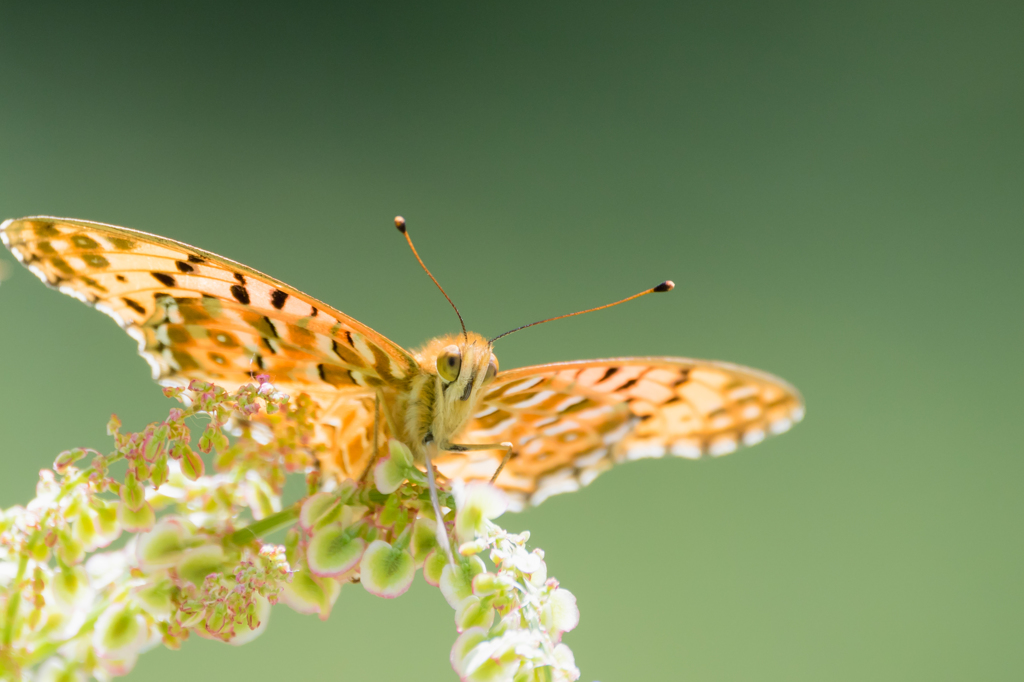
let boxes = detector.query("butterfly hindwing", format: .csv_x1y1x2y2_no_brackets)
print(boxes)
436,358,805,508
0,217,416,403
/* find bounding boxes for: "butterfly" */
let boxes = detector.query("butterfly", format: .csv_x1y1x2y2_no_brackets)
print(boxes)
1,216,804,511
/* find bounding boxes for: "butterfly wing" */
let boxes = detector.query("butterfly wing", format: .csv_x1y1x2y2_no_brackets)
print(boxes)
0,216,417,408
435,358,805,508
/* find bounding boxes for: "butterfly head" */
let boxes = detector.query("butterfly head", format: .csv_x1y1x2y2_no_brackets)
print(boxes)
421,332,498,407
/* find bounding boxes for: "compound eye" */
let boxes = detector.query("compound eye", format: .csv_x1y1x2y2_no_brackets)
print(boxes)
436,345,462,382
484,354,498,383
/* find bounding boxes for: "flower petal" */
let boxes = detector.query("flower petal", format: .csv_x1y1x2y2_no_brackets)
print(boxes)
307,526,365,577
360,540,415,598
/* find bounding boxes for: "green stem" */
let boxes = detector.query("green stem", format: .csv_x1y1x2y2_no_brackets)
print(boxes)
26,608,102,667
224,503,301,547
2,555,28,647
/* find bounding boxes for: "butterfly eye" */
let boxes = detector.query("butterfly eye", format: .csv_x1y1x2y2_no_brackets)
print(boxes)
436,345,462,382
485,354,498,383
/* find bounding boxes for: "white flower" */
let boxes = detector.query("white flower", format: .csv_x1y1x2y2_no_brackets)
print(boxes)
453,482,508,543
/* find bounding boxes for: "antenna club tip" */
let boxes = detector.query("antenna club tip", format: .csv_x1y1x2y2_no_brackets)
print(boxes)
654,280,675,292
394,216,407,233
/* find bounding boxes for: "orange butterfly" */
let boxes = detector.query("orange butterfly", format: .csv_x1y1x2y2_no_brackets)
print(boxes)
1,216,804,511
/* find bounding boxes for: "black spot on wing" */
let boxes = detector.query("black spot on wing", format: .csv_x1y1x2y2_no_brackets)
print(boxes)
80,276,107,292
122,298,146,315
187,254,205,264
230,284,250,305
152,272,176,288
260,336,277,355
71,235,99,249
310,306,318,317
234,273,246,284
271,289,288,310
51,257,74,275
116,274,127,283
166,325,191,344
175,261,194,273
107,237,135,250
318,363,358,387
170,348,200,371
600,367,618,383
212,331,238,347
261,316,279,338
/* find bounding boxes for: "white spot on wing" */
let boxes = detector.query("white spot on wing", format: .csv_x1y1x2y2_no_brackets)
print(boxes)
768,418,792,435
577,459,612,487
522,439,546,456
351,334,375,365
57,284,90,304
709,413,733,430
669,440,702,459
541,419,580,437
510,390,555,409
154,325,172,346
573,448,608,468
708,438,738,456
471,417,516,439
502,376,544,396
602,420,634,446
141,350,164,379
741,404,762,420
94,302,126,328
728,385,759,401
742,428,766,446
626,443,665,460
530,469,580,506
553,395,586,411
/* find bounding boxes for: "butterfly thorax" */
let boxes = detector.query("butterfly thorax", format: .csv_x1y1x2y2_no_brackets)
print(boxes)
394,331,498,463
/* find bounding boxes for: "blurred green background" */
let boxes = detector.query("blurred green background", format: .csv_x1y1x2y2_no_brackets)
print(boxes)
1,1,1021,680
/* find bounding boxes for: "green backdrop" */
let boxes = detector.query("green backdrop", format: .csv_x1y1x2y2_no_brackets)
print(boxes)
1,2,1021,680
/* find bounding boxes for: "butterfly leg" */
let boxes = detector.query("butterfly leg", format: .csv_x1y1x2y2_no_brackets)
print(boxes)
427,443,514,566
441,442,516,485
442,442,514,454
359,394,381,483
424,454,455,567
489,447,515,485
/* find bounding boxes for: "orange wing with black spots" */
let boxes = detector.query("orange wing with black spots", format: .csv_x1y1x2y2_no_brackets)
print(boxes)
435,358,804,508
0,216,416,406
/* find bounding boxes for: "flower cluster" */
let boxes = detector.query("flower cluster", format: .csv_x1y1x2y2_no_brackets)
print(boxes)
446,482,580,682
0,380,579,681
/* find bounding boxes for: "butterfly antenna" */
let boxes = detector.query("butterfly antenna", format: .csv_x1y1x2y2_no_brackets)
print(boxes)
489,280,674,344
395,216,467,341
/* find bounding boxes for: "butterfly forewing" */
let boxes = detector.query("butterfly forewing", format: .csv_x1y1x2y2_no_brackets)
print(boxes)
435,358,805,508
0,217,415,403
